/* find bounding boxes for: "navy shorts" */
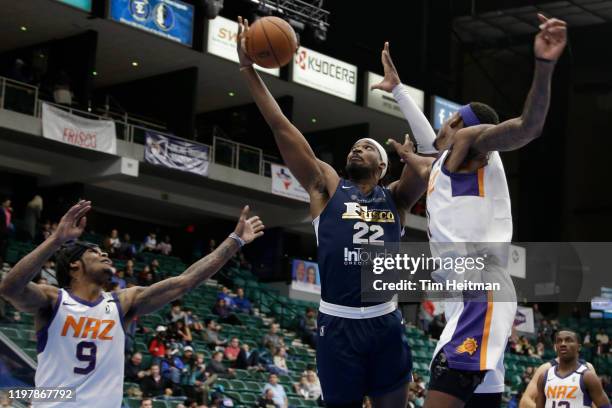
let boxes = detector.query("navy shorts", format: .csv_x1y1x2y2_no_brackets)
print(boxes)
316,309,413,405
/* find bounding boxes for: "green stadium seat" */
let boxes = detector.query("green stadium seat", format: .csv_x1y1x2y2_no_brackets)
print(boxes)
225,391,242,403
152,401,168,408
240,392,258,404
215,378,233,390
0,327,21,339
288,397,304,406
124,397,141,408
245,381,263,392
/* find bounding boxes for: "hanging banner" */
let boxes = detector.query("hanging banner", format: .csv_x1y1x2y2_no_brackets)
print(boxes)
145,131,209,176
365,72,424,117
271,164,309,202
514,306,535,334
42,103,117,154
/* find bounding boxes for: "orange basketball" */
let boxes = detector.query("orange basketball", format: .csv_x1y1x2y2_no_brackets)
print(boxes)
245,16,298,69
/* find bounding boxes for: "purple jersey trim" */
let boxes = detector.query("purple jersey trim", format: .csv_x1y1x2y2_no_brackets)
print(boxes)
36,289,63,354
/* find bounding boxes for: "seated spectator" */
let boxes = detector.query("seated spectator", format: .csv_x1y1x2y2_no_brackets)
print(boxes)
125,352,148,383
268,347,289,376
181,345,196,368
171,320,192,344
40,260,58,287
142,232,157,252
150,259,161,278
233,287,252,314
202,319,227,348
262,323,284,352
258,389,277,408
112,269,127,290
224,337,241,362
108,229,121,253
160,347,185,389
596,328,609,345
140,398,153,408
262,373,288,408
148,326,167,359
206,351,235,378
298,307,317,348
167,301,186,324
184,308,204,332
236,343,263,371
139,269,155,286
140,364,173,398
124,260,138,287
119,233,137,259
293,369,321,400
217,286,235,308
212,299,242,325
157,235,173,256
181,352,217,405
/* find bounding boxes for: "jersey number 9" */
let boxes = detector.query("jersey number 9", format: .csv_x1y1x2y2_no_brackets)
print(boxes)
74,341,97,375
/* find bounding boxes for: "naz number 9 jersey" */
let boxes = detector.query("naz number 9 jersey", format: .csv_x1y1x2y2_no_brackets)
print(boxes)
34,289,125,408
543,363,593,408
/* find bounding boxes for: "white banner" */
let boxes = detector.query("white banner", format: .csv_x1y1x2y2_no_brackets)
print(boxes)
514,306,535,334
508,244,526,279
291,46,357,102
271,164,309,202
365,72,424,118
206,16,280,77
42,103,117,154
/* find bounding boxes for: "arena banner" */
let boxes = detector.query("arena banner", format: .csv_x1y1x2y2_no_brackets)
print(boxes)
56,0,92,11
291,46,357,102
365,72,424,118
291,258,321,294
431,95,462,130
514,306,535,334
41,103,117,155
145,131,210,176
109,0,194,46
206,16,280,77
271,164,309,202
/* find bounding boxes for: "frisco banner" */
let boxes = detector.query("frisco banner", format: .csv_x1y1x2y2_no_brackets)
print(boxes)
206,16,280,76
292,46,357,102
42,103,117,154
145,131,210,176
271,164,309,202
365,72,424,117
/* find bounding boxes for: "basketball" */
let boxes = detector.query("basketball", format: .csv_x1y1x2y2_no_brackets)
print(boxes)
245,16,298,69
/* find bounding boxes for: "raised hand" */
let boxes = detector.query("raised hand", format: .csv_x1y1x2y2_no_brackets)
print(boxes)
387,134,416,163
233,205,265,244
370,42,401,93
51,200,91,244
534,14,567,61
237,16,254,69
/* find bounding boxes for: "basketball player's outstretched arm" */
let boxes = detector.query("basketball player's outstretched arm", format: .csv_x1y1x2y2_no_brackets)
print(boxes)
446,14,567,171
584,370,611,407
236,17,338,214
120,206,264,319
0,200,91,313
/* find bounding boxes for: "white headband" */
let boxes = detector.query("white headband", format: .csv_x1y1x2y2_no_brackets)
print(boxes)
356,138,389,179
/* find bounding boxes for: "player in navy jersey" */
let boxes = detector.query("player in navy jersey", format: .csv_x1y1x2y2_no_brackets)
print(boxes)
237,17,428,407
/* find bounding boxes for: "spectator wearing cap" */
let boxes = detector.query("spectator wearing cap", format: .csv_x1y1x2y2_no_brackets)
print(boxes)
125,352,148,383
160,347,185,389
262,373,288,408
140,364,173,398
206,351,235,378
233,287,252,314
149,326,167,360
224,337,241,362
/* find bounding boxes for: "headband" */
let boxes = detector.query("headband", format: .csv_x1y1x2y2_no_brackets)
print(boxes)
356,138,389,179
458,104,481,127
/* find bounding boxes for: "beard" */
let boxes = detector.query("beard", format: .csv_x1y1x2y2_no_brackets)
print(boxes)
345,161,374,181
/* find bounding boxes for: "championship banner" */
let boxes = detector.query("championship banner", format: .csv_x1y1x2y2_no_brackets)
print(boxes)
271,164,309,202
145,131,209,176
41,103,117,155
514,306,535,334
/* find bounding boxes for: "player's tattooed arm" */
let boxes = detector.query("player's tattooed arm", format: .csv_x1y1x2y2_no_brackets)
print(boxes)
0,200,91,312
535,369,547,408
236,17,339,203
583,370,611,407
121,206,264,320
470,15,567,154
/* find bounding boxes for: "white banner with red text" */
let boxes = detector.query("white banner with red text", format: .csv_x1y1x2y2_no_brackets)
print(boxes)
42,103,117,154
271,164,309,202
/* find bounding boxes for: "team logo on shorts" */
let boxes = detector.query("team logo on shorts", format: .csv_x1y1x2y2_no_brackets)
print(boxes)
456,337,478,355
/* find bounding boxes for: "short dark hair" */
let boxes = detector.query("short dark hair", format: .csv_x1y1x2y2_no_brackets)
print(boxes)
554,329,581,344
469,102,500,125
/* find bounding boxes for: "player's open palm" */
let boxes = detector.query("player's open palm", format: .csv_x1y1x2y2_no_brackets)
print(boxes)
237,16,253,68
233,205,265,244
371,42,401,93
387,134,416,163
52,200,91,243
534,14,567,61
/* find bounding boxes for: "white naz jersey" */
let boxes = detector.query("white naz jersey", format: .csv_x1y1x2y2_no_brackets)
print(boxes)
34,289,125,407
427,150,516,393
543,363,593,408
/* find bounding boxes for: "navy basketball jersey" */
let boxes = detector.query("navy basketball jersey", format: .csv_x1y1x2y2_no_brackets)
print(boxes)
313,178,402,307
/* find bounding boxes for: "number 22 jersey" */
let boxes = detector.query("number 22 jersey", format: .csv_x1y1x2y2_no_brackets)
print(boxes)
34,288,125,407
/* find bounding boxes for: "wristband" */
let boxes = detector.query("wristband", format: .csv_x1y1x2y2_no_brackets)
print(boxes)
229,232,246,248
535,57,556,64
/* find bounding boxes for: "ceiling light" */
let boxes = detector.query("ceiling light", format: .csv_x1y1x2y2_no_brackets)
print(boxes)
228,91,235,97
20,26,27,32
131,61,139,67
311,118,317,123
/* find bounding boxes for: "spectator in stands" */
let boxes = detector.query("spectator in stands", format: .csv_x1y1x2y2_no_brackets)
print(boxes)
536,341,545,358
533,303,544,331
262,323,284,352
140,271,154,286
149,326,167,360
160,347,185,389
293,369,321,400
23,195,43,241
40,259,58,287
112,269,127,290
0,198,13,263
167,301,186,324
140,364,173,398
202,319,227,348
181,352,216,405
37,220,53,243
263,373,288,408
119,233,137,259
212,298,242,325
217,286,235,308
142,232,157,252
258,388,277,408
150,259,161,278
103,229,121,256
157,235,173,256
172,320,192,344
125,352,148,383
53,70,72,106
224,337,241,362
181,345,196,368
140,398,153,408
236,342,263,371
206,351,235,378
124,260,138,287
184,308,204,333
596,328,609,345
269,347,289,375
298,307,317,348
233,287,252,314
